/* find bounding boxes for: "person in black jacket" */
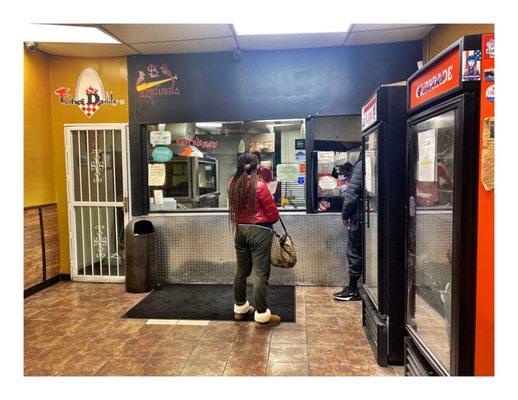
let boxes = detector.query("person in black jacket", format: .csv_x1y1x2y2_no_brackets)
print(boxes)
333,155,363,301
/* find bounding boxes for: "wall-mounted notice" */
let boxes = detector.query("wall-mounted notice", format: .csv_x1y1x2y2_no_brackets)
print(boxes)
148,163,166,186
150,130,172,146
417,129,437,182
277,164,300,181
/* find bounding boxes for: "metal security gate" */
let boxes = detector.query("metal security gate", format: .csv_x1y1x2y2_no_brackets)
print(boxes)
65,124,130,282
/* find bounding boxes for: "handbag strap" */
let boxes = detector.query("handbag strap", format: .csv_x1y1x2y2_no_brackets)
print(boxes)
278,216,288,234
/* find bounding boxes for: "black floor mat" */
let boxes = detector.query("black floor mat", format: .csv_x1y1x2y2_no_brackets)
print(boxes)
123,284,296,322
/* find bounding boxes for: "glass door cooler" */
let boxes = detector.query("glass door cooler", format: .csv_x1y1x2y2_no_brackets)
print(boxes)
405,34,492,376
360,84,407,366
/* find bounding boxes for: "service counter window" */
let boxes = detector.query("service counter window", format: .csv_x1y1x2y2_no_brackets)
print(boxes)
310,115,363,213
145,119,306,212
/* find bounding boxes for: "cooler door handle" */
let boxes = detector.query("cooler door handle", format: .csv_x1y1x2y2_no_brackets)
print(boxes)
409,196,416,217
366,194,370,228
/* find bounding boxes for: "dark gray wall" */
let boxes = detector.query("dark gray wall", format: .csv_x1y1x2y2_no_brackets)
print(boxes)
128,40,422,215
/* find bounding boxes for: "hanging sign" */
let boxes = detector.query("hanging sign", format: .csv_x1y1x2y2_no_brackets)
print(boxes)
361,93,378,131
136,63,180,98
175,138,218,150
54,67,125,118
151,146,173,162
150,130,172,146
409,46,461,110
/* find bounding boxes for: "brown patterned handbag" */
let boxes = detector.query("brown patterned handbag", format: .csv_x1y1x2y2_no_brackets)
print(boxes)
271,217,297,268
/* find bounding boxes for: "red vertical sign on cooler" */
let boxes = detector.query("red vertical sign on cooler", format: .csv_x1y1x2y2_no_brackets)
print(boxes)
475,33,494,376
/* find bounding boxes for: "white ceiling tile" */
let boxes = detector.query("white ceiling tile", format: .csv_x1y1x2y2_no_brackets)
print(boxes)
237,33,347,50
346,26,435,46
132,37,237,54
101,24,234,44
36,42,138,57
351,24,432,32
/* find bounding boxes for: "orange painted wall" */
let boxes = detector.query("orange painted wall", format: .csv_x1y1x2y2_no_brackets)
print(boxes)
48,56,129,274
474,33,494,376
422,24,495,62
24,48,56,207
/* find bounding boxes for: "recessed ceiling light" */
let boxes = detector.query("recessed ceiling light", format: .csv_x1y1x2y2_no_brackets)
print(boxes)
24,24,119,44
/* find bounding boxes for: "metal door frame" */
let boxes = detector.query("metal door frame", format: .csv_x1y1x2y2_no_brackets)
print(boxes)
64,123,130,283
406,94,479,376
361,123,385,313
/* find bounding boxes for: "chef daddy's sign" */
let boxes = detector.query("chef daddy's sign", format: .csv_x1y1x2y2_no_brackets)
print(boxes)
54,67,125,118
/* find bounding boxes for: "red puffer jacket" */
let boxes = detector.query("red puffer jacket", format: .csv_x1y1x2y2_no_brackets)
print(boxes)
237,177,280,225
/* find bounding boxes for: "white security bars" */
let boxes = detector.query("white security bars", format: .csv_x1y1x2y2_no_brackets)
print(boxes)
65,125,129,282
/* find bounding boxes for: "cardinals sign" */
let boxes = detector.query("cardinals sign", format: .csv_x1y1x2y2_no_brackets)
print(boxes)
136,63,180,98
54,67,125,118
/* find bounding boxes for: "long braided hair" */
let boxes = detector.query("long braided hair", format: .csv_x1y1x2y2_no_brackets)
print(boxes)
228,152,260,228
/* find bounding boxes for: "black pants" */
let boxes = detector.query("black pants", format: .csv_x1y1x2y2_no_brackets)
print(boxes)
234,224,273,314
346,218,362,288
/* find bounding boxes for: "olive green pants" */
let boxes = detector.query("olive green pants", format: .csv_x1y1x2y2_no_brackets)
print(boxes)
234,224,273,314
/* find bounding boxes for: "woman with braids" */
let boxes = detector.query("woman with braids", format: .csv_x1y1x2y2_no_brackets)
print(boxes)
228,152,281,328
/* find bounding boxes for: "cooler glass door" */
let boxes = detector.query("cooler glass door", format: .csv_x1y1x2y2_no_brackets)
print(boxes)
363,128,379,307
407,109,456,374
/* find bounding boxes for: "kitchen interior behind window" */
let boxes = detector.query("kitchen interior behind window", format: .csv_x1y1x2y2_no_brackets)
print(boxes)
146,119,306,212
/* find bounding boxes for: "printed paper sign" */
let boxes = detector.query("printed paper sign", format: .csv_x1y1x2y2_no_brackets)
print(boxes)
317,151,335,164
276,164,300,181
148,163,166,186
150,130,172,146
364,151,376,194
418,129,437,182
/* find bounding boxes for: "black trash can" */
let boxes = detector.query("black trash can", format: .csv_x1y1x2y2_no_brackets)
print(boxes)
125,220,158,293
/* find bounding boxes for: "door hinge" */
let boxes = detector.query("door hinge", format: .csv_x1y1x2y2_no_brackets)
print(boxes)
123,196,129,213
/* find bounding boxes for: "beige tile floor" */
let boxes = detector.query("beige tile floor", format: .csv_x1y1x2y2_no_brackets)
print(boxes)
24,281,404,376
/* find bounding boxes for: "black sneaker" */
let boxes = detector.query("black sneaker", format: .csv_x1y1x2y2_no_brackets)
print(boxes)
333,286,361,301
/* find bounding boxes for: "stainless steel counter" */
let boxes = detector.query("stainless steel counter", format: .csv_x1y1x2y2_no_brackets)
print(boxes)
135,212,349,286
